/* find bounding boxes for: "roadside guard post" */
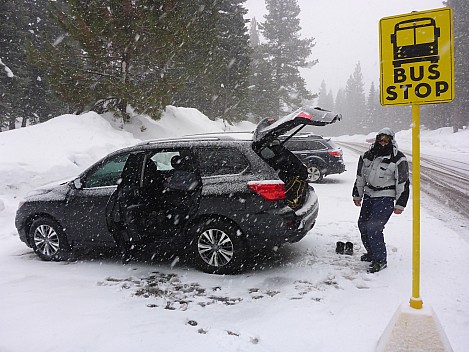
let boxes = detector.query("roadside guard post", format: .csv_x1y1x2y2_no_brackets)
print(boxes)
376,8,454,351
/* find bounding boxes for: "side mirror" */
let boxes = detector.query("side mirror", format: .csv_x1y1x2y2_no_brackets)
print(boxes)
72,178,83,190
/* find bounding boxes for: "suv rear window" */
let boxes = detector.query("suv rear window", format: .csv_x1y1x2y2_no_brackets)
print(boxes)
284,140,328,152
325,140,339,149
196,147,249,176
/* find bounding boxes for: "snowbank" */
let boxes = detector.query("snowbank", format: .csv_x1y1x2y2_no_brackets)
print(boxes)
0,107,255,197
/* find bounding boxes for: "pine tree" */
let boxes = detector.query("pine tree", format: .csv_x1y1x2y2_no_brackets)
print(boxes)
446,0,469,131
260,0,316,117
317,80,333,110
365,81,380,133
29,0,215,121
24,0,66,123
0,0,64,131
171,0,251,123
246,16,277,121
249,17,260,47
373,82,411,133
421,1,468,131
344,62,366,134
317,80,328,108
326,90,334,110
376,82,389,132
0,0,20,131
0,56,14,131
390,105,412,131
167,1,223,119
320,87,345,136
421,102,452,129
207,0,251,123
335,88,346,116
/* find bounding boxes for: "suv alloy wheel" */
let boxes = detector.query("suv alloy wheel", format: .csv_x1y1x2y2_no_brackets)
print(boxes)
29,217,71,261
307,165,323,182
190,218,246,274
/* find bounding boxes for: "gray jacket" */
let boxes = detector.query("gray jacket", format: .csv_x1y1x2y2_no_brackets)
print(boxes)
352,129,410,210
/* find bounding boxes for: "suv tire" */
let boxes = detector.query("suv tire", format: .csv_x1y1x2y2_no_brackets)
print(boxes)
29,217,71,261
307,165,323,182
189,218,246,274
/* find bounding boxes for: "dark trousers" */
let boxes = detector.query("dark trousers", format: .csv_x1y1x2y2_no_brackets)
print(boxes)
358,195,394,264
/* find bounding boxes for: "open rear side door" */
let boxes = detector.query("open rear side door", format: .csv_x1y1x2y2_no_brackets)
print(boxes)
106,149,203,245
106,152,145,243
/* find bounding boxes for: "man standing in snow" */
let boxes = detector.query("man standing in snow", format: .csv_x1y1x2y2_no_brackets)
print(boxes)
352,128,410,273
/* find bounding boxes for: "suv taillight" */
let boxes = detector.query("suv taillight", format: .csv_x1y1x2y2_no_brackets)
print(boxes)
328,150,342,157
247,181,286,201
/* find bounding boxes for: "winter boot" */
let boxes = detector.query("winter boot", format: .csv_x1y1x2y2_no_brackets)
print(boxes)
367,261,387,273
344,242,354,255
336,241,345,254
360,253,372,262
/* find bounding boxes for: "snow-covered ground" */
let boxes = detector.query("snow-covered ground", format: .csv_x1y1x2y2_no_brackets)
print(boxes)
0,107,468,351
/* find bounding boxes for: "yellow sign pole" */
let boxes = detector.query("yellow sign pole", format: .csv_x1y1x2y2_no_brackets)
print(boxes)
376,9,454,349
410,104,423,309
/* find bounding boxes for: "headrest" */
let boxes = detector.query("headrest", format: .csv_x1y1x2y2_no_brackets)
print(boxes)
171,154,192,171
171,155,182,169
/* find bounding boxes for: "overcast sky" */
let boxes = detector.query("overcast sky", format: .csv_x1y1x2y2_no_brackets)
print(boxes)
244,0,445,98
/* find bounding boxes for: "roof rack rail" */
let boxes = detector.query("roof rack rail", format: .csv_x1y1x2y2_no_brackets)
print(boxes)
137,136,223,146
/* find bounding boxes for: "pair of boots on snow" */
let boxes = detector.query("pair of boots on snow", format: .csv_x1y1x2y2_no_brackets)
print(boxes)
335,241,388,273
336,241,353,256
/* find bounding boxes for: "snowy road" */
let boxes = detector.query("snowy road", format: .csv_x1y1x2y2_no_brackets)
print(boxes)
338,141,469,223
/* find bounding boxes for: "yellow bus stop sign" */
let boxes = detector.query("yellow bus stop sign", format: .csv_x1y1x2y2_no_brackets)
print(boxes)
379,8,454,106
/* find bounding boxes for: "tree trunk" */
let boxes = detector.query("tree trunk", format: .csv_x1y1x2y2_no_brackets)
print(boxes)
452,98,462,133
118,99,130,123
8,116,16,130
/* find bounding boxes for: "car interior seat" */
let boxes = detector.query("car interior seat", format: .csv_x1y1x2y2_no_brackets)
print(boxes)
143,158,160,188
171,155,190,171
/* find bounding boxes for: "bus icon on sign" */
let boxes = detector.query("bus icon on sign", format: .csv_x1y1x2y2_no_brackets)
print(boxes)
391,17,440,67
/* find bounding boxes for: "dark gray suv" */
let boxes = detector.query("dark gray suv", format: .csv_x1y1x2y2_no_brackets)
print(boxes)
15,107,341,274
282,133,346,182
